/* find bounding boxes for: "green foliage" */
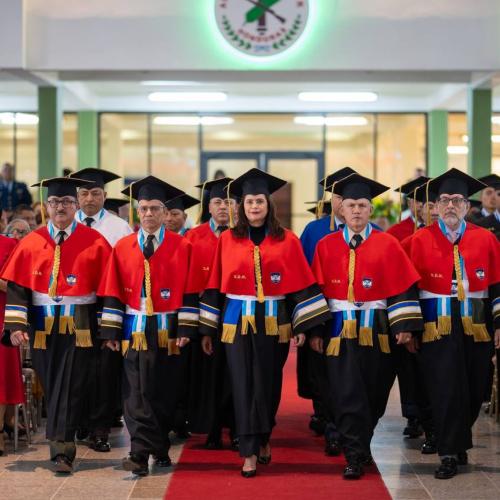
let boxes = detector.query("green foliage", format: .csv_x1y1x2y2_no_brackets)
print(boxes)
371,197,400,225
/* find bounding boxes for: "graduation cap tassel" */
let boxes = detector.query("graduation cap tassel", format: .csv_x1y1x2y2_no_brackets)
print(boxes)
48,245,61,298
196,180,208,225
398,188,402,223
425,180,431,226
317,175,328,219
128,184,134,228
347,249,356,303
144,259,154,316
39,180,46,226
227,180,235,228
413,189,418,233
329,181,340,231
453,245,465,301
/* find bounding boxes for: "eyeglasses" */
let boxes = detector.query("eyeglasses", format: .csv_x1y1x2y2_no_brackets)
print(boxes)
138,205,164,215
47,198,76,208
9,228,29,236
437,197,468,207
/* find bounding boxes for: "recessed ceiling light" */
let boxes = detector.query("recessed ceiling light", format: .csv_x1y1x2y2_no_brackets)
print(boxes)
153,116,234,126
148,92,227,102
298,92,378,103
294,116,368,126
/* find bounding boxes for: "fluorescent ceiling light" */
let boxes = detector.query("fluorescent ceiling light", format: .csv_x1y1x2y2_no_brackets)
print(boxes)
447,145,468,155
148,92,227,102
462,134,500,143
298,92,378,103
153,116,234,126
0,112,39,125
141,81,199,86
294,116,368,126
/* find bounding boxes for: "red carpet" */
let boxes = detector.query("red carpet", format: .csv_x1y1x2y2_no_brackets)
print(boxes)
165,347,391,500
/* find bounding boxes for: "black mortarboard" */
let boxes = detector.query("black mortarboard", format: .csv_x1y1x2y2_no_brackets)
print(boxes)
478,173,500,189
332,173,389,200
468,199,482,209
227,168,287,197
165,193,199,211
69,167,120,188
320,167,357,190
121,175,184,202
32,177,94,198
196,177,237,201
104,198,129,214
412,185,438,204
427,168,486,198
306,200,332,215
395,176,430,195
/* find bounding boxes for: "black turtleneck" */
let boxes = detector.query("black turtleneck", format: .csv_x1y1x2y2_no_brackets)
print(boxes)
249,224,266,245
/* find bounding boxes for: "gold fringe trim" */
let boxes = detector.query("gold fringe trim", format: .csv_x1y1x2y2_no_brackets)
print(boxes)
75,329,93,348
221,324,237,344
265,315,279,336
168,338,181,356
326,337,341,356
378,334,390,353
453,245,465,302
33,331,46,350
48,244,61,298
358,326,373,346
254,246,265,303
121,340,130,356
44,316,55,336
158,329,169,349
144,259,154,316
58,315,74,335
347,249,355,303
472,324,491,343
241,315,257,335
437,316,452,336
278,323,292,343
131,332,148,351
340,319,357,339
422,322,440,343
461,316,474,336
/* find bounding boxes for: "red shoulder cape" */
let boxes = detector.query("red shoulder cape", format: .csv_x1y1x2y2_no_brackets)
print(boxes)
407,221,500,293
185,222,219,293
98,230,194,311
206,229,315,295
312,230,420,301
386,217,415,242
1,225,111,295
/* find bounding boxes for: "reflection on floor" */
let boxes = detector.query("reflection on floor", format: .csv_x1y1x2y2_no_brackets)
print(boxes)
1,383,499,500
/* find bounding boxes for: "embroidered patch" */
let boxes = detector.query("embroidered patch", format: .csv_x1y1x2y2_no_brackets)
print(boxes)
160,289,171,300
270,272,281,284
52,296,63,303
66,274,77,286
354,302,365,307
475,268,485,280
451,281,458,295
362,278,373,289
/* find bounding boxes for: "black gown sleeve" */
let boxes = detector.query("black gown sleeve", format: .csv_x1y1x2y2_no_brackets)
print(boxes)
177,292,200,339
490,282,500,330
199,289,224,339
100,296,125,341
386,284,424,337
3,282,31,336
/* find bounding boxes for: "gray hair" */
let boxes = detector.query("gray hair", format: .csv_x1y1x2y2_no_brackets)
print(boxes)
5,218,31,237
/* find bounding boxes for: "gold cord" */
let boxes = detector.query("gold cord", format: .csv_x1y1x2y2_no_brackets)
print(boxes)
48,244,61,298
453,245,465,301
254,246,265,303
347,248,356,303
144,259,154,316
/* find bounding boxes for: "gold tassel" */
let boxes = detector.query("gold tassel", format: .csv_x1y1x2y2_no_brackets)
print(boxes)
422,322,440,343
128,183,134,227
378,334,390,353
241,315,257,335
131,332,148,351
168,338,181,356
196,180,208,224
48,244,61,298
265,315,279,335
39,180,46,226
341,319,357,339
144,259,154,316
221,324,237,344
326,337,341,356
121,340,130,356
413,188,418,233
453,245,465,302
254,246,265,303
347,249,356,303
59,315,69,334
44,316,55,336
75,329,93,348
358,326,373,346
437,315,452,336
227,179,235,228
33,331,47,350
472,324,491,342
278,323,292,343
398,187,402,223
158,329,169,348
425,180,431,226
329,182,337,231
461,316,474,336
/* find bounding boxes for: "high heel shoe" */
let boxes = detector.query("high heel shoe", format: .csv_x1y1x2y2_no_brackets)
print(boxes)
241,468,257,478
257,454,271,465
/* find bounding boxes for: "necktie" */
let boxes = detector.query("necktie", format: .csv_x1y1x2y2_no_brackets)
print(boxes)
56,230,66,245
84,217,95,227
143,234,155,259
349,234,363,249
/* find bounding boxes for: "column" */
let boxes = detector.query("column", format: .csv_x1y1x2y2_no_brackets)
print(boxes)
467,87,492,178
78,111,99,169
38,86,62,180
427,110,448,177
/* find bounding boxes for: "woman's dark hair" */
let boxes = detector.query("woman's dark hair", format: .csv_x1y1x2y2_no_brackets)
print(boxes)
232,193,285,240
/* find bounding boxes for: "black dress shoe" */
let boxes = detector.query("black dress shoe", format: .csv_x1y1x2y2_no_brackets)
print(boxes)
325,440,342,457
230,438,240,452
204,438,223,450
241,468,257,478
52,454,73,473
343,462,364,479
361,453,374,466
457,451,468,465
75,427,90,441
309,415,326,436
421,437,437,455
434,457,458,479
122,454,149,476
154,456,172,467
257,454,271,465
403,418,423,438
92,438,111,453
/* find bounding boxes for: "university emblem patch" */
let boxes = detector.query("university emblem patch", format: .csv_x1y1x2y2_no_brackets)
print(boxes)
362,278,373,289
270,272,281,284
160,289,171,300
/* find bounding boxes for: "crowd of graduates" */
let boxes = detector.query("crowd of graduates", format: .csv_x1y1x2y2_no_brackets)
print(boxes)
0,164,498,483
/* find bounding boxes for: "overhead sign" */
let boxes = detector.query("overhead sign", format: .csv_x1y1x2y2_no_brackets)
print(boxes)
215,0,309,57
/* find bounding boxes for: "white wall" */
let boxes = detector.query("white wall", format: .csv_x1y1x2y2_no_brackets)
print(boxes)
0,0,24,68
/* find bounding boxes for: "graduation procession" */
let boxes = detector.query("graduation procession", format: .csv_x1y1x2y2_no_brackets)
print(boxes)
1,1,500,499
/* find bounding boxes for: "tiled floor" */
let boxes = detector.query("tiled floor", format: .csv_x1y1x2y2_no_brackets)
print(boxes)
1,384,499,500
